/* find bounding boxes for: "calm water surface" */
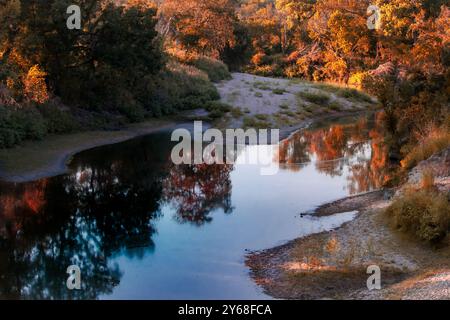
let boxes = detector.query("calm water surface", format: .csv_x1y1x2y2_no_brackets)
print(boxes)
0,113,390,299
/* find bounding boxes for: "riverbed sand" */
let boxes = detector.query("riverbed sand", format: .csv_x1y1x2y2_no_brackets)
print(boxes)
247,149,450,300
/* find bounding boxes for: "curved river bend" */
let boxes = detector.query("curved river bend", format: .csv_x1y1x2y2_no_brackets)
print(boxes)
0,113,390,299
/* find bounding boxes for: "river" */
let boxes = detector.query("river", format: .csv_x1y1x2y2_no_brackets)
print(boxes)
0,112,391,299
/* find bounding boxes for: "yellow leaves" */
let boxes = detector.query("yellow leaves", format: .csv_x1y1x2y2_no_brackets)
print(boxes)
9,48,32,71
379,0,419,38
327,10,368,55
6,78,15,90
348,72,368,88
23,65,49,104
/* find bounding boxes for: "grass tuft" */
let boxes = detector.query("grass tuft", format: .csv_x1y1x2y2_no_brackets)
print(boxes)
297,90,330,105
385,189,450,243
401,128,450,170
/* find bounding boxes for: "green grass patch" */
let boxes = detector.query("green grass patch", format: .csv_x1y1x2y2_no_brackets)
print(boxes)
311,83,342,93
311,83,373,104
255,114,269,121
327,101,342,111
253,81,272,91
230,107,244,118
303,105,315,114
272,88,287,95
337,88,373,103
289,78,306,85
297,90,331,105
205,101,232,113
242,116,271,129
280,110,296,117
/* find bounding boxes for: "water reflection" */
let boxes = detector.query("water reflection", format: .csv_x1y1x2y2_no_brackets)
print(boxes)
163,164,234,225
278,113,391,193
0,113,391,299
0,133,234,299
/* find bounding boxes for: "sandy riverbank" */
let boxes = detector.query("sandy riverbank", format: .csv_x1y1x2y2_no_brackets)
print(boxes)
246,150,450,300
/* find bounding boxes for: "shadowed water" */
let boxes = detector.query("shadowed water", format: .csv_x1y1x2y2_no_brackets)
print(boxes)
0,113,391,299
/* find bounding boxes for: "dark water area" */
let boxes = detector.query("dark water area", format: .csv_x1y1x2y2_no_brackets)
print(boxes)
0,112,392,299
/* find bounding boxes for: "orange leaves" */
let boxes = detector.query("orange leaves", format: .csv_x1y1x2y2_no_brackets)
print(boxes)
23,65,49,104
160,0,236,58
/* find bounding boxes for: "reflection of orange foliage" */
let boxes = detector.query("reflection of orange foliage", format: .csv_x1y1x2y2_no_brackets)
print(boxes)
0,180,48,237
279,113,392,194
23,182,47,213
0,180,47,217
310,125,346,162
163,163,233,224
347,118,391,194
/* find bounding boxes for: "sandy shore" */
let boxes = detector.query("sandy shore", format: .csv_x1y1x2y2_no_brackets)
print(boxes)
215,72,374,131
247,151,450,300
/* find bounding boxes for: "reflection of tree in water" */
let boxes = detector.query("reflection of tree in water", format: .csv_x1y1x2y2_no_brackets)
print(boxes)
0,133,236,298
278,113,392,193
0,179,122,299
346,114,392,194
162,164,234,225
0,136,172,299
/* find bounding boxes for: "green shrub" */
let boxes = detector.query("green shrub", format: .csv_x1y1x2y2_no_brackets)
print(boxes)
253,81,272,90
281,110,296,117
0,105,47,148
205,101,232,113
303,106,315,113
328,101,342,111
272,88,287,95
255,114,269,121
149,61,220,113
40,102,78,134
230,107,244,118
208,109,225,119
386,189,450,243
338,88,373,103
187,56,231,82
297,91,330,105
119,102,145,122
242,116,270,129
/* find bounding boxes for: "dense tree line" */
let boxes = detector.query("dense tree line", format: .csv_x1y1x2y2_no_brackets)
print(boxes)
159,0,449,167
0,0,226,147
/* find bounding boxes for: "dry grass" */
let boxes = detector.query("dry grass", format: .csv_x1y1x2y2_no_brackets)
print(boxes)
401,128,450,170
420,170,436,191
385,189,450,243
